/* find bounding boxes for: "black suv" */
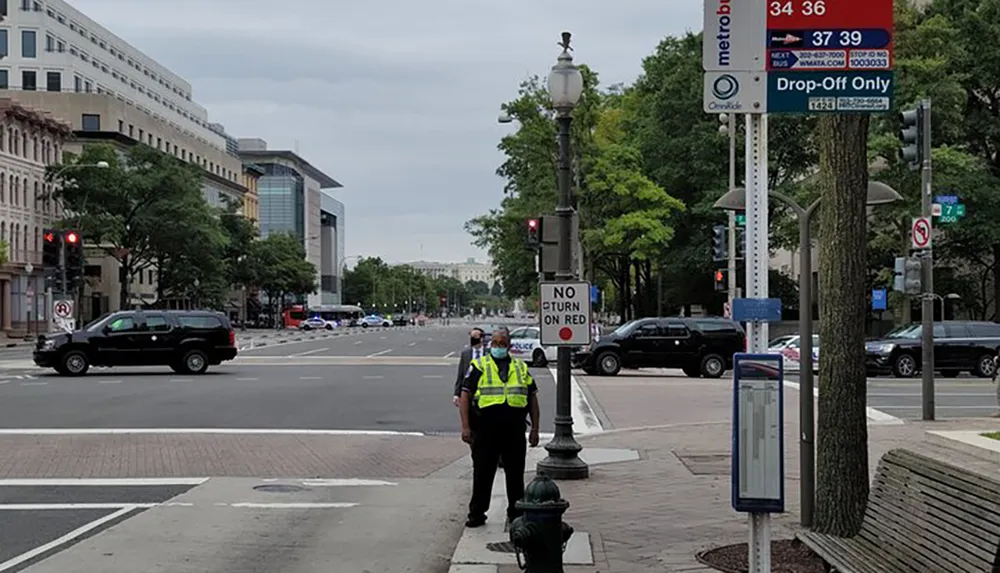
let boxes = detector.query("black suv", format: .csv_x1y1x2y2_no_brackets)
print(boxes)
866,320,1000,378
34,310,238,376
573,317,745,377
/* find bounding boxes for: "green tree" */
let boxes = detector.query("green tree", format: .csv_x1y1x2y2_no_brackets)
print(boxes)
249,233,317,318
48,144,211,308
490,280,503,297
465,280,490,297
219,198,260,290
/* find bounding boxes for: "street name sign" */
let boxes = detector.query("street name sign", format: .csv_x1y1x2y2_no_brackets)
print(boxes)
732,353,785,513
911,217,932,250
539,281,592,346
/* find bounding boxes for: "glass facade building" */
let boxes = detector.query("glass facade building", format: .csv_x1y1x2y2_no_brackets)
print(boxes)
258,163,305,240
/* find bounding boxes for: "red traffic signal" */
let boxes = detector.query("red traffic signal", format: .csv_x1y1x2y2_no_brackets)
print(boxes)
715,270,724,282
527,219,538,230
44,231,56,243
65,231,79,244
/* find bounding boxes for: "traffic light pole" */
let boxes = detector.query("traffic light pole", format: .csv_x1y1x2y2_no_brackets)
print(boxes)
59,240,67,296
727,113,737,310
920,99,935,421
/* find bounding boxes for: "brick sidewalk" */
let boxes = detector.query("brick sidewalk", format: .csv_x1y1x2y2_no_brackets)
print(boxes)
534,371,1000,573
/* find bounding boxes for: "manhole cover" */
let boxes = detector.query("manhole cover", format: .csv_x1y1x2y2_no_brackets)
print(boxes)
253,484,309,493
486,541,518,553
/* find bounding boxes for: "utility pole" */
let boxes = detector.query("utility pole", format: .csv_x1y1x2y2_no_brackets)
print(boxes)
919,100,934,421
726,114,738,309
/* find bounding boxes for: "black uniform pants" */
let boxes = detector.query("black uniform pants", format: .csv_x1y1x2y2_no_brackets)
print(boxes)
468,426,526,521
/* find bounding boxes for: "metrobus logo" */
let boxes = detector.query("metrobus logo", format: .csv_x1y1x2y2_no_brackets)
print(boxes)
714,0,733,67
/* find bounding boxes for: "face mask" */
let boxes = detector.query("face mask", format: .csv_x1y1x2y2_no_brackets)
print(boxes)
490,347,508,359
470,337,481,346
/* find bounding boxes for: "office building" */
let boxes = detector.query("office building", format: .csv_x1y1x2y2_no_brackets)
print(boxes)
238,139,343,307
406,258,496,286
0,0,228,150
0,97,72,335
320,193,345,304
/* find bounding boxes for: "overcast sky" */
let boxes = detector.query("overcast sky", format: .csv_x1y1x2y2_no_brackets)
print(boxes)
70,0,700,264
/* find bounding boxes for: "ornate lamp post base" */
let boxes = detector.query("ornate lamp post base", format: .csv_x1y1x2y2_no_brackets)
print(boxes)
537,421,589,480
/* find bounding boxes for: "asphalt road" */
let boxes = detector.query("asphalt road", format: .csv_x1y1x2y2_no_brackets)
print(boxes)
865,376,997,419
0,325,557,434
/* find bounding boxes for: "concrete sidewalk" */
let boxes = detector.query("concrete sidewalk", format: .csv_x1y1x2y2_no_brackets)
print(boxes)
480,371,1000,573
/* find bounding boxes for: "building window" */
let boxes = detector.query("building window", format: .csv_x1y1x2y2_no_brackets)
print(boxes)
21,70,35,91
57,40,64,52
81,113,100,131
73,75,81,92
45,34,53,52
19,0,27,10
0,0,7,17
45,71,59,92
117,119,123,132
127,124,132,137
21,30,36,58
0,30,8,58
0,70,8,90
84,80,91,92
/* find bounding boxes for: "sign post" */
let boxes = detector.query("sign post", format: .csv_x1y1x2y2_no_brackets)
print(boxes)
539,281,592,347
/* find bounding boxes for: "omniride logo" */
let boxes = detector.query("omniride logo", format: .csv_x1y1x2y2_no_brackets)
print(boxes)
714,0,733,67
713,74,739,100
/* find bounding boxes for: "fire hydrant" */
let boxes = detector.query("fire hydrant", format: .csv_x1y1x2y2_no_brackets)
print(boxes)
509,475,574,572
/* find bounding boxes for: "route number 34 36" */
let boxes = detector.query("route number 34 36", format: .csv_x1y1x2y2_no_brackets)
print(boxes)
770,0,826,16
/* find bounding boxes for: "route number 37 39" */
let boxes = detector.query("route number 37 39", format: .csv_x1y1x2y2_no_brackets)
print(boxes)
770,0,826,16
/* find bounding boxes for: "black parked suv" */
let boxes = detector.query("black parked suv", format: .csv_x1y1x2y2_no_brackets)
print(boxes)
865,320,1000,378
572,317,745,377
34,310,238,376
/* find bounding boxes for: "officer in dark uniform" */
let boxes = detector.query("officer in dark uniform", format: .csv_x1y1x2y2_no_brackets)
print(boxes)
458,327,540,528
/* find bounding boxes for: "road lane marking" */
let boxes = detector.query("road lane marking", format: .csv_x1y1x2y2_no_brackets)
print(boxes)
443,351,455,358
0,506,137,572
170,378,193,382
409,342,417,346
299,376,323,380
0,381,9,385
363,375,384,379
98,380,122,384
354,340,363,345
785,379,903,425
236,377,259,381
0,428,425,436
0,478,209,486
368,349,392,357
20,382,46,386
291,347,329,357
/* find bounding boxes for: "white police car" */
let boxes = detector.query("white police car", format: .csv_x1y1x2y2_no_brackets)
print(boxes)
509,326,558,367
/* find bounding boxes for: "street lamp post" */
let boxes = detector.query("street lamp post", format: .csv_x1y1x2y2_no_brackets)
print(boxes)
536,31,589,481
719,114,739,309
713,180,901,527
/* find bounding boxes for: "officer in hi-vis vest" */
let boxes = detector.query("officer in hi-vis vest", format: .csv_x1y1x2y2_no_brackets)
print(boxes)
458,327,540,528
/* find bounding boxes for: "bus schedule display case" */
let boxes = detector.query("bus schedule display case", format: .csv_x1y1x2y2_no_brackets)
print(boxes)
731,353,785,514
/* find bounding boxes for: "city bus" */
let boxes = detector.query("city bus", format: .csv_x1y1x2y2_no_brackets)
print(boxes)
282,304,364,328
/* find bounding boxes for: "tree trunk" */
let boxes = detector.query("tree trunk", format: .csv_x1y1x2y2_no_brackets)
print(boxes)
620,260,630,321
118,256,131,311
815,114,870,537
992,244,1000,321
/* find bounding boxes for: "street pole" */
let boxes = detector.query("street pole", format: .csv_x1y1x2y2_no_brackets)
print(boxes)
745,112,771,572
537,32,588,480
920,99,935,421
727,114,738,309
796,198,820,528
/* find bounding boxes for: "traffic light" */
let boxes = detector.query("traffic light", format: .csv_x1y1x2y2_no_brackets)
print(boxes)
736,227,746,259
892,256,922,295
899,102,928,171
712,225,727,262
63,230,83,290
42,228,61,270
526,218,540,248
714,269,727,291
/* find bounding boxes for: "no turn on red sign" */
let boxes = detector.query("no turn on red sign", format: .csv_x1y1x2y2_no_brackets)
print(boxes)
539,281,592,346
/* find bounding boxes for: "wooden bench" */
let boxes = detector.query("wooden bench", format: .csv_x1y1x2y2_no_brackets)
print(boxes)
797,448,1000,573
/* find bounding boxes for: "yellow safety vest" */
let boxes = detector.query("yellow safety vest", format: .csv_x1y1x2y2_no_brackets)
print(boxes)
473,355,532,409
